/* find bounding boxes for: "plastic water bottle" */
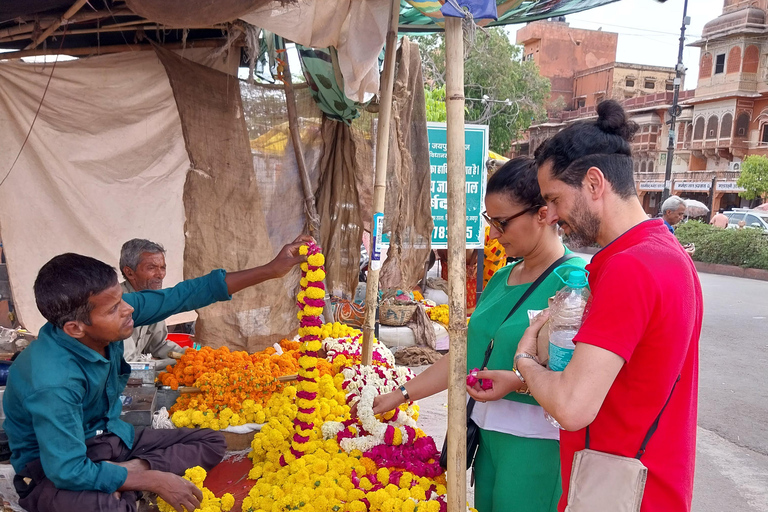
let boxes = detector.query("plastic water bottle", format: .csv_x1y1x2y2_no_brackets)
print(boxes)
545,268,590,428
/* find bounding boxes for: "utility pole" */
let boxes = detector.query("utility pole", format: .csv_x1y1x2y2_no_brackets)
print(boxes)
662,0,690,202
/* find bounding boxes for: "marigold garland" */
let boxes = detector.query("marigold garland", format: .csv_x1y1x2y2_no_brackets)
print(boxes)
290,241,327,461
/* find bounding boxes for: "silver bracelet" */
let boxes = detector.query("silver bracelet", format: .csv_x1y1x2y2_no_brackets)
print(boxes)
514,352,540,366
512,367,526,384
398,384,411,403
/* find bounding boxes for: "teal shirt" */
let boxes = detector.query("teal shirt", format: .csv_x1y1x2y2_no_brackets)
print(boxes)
3,270,231,493
467,252,587,406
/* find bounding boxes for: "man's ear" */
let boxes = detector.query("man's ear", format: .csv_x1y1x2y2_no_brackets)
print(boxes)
584,166,606,199
62,320,86,339
122,267,135,281
536,205,549,223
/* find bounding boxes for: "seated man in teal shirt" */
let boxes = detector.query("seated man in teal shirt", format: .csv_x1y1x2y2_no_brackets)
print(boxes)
4,236,309,512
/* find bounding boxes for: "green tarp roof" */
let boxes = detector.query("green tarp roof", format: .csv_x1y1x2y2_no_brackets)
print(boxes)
400,0,620,31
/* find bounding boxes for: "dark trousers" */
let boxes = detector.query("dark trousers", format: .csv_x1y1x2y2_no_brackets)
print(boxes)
14,427,226,512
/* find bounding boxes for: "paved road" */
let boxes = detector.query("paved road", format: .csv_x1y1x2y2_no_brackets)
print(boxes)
693,272,768,512
415,267,768,511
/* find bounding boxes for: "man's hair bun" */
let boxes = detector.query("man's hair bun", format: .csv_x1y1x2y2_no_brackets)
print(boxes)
596,100,639,142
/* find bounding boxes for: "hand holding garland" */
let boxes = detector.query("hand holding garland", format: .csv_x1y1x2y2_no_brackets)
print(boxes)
224,234,314,295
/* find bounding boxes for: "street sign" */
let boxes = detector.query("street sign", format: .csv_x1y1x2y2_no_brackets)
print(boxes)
716,181,746,192
427,122,488,249
674,180,711,191
639,181,665,191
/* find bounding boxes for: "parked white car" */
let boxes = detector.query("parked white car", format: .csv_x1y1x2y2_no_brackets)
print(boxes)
723,209,768,233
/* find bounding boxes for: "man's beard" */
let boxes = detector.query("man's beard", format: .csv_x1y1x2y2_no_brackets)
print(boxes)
559,195,601,249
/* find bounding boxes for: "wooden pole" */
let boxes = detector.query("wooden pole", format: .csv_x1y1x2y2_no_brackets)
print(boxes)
1,39,228,60
3,23,228,42
25,0,90,50
445,16,468,512
361,0,400,366
280,47,322,240
0,9,132,40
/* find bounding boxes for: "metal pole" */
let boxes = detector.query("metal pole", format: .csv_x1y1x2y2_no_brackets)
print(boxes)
662,0,690,202
361,0,400,365
445,16,468,512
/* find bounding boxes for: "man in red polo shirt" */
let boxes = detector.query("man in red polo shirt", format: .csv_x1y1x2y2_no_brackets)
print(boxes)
468,100,701,511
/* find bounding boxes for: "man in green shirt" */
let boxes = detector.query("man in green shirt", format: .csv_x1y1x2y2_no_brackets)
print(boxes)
4,236,309,512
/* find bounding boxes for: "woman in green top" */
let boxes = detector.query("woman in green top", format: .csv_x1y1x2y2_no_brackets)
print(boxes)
370,157,587,512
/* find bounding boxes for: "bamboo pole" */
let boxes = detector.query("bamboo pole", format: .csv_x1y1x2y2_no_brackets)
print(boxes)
1,39,228,60
445,16,468,512
280,47,321,240
0,9,132,40
3,23,228,42
360,0,401,366
25,0,90,50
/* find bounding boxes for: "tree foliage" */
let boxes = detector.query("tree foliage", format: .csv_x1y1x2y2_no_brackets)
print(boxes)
413,29,550,154
737,155,768,200
424,85,447,123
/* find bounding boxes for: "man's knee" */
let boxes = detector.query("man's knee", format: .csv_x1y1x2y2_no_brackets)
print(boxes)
195,429,226,468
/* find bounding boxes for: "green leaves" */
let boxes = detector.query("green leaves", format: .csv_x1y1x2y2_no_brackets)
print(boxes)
675,220,768,269
413,28,549,154
738,155,768,201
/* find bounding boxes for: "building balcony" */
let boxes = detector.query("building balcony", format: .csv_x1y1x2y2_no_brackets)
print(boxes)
690,136,749,159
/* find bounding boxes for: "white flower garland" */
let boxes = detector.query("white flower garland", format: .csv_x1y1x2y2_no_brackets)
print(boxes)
324,385,417,453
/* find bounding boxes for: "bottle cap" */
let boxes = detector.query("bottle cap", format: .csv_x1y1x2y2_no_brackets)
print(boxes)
565,270,588,288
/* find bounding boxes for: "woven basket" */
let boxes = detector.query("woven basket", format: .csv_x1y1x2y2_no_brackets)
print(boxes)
380,302,418,327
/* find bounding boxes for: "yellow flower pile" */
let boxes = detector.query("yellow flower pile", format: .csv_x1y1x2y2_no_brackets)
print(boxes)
156,466,234,512
426,305,449,326
320,322,361,340
171,399,267,431
244,435,449,512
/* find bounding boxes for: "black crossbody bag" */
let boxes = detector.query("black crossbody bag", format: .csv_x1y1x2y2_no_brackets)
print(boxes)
439,253,577,471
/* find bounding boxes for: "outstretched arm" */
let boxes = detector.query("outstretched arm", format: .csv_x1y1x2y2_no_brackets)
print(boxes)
224,235,312,294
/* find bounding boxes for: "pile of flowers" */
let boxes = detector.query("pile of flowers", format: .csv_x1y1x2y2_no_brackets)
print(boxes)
426,305,448,326
158,343,299,392
159,343,299,421
239,242,479,512
156,466,234,512
323,331,396,369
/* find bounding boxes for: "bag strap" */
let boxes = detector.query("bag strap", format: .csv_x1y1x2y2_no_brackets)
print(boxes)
467,252,578,416
635,374,681,458
585,374,681,459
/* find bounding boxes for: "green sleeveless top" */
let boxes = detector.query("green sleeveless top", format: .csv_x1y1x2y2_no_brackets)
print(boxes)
466,249,587,405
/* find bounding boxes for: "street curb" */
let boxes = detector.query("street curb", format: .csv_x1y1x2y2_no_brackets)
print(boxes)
575,246,768,282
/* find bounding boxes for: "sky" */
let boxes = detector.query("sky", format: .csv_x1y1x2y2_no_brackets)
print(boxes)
507,0,725,90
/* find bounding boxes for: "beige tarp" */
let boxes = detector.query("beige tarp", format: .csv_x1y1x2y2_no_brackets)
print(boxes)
0,52,192,334
240,0,389,103
380,37,433,291
156,47,318,351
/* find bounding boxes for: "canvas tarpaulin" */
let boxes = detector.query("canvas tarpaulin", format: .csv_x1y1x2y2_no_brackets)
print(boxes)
155,47,323,351
380,37,433,291
0,51,192,334
241,0,390,104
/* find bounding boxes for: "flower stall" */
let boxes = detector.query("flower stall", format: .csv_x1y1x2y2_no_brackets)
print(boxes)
158,242,474,512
